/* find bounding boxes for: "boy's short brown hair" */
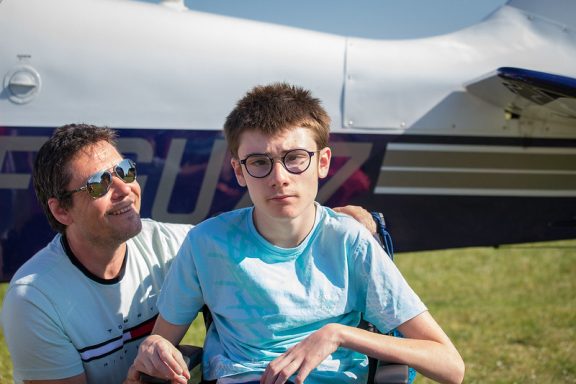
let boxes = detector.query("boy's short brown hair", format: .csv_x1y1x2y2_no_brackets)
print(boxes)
224,83,331,158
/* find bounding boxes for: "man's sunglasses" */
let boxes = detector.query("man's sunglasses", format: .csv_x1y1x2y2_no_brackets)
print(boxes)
64,158,137,199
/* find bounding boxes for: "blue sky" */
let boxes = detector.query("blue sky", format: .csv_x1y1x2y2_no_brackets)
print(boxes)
138,0,508,39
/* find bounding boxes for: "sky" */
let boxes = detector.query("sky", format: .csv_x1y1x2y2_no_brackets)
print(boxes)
137,0,508,39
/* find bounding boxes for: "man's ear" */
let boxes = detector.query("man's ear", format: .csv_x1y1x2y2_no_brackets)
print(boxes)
318,147,331,179
47,197,73,226
231,158,247,187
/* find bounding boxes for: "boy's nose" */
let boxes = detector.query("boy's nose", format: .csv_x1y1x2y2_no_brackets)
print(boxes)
269,160,290,185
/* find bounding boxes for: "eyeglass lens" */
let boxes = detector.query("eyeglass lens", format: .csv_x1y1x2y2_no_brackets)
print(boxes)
84,159,137,198
243,149,313,178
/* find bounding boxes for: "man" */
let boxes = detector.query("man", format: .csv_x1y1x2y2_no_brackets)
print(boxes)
1,124,375,384
130,84,465,384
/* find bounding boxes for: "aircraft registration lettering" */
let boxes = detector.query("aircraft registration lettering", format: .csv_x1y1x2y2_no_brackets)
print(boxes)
318,142,372,202
139,137,376,223
117,137,155,195
150,138,229,223
0,136,47,189
0,132,379,225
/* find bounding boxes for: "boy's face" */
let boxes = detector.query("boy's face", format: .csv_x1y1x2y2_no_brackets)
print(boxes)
231,126,331,223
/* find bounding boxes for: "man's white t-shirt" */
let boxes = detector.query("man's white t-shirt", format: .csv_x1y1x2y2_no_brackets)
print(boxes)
1,219,191,384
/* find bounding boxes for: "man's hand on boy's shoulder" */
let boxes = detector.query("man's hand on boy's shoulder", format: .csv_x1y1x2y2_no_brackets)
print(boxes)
333,205,376,235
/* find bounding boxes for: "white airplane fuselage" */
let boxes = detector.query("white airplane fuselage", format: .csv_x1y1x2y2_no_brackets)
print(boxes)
1,0,575,280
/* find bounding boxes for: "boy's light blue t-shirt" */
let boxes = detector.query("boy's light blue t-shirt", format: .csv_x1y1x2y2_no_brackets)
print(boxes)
157,204,426,383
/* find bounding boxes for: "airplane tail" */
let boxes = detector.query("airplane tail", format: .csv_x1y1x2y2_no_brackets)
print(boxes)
467,1,576,119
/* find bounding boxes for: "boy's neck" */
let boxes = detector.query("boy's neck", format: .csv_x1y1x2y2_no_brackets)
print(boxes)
252,203,317,248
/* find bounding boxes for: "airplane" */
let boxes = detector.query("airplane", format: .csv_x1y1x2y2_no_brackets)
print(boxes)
1,0,575,281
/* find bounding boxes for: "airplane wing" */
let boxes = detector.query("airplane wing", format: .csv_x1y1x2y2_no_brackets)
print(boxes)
466,67,576,119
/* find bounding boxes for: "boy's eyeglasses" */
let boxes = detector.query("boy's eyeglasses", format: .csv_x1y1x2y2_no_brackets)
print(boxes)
240,149,317,178
63,158,137,199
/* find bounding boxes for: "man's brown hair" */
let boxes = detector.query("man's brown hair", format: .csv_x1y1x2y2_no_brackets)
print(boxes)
33,124,118,233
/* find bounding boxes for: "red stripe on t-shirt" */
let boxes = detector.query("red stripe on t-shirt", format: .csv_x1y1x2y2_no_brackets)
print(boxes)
128,315,157,340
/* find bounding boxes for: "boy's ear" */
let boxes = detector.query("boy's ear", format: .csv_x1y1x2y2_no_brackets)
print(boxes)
47,197,74,226
231,158,247,187
318,147,331,179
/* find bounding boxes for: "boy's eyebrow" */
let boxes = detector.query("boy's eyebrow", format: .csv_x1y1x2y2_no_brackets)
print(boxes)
242,147,313,157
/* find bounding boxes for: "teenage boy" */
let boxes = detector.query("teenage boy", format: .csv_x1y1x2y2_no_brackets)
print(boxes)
129,83,465,384
1,124,373,384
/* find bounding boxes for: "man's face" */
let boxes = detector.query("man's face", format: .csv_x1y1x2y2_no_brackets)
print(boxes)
231,127,331,225
63,141,142,246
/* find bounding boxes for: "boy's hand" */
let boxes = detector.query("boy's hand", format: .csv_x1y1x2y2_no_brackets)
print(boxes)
129,335,190,384
260,324,342,384
333,205,376,235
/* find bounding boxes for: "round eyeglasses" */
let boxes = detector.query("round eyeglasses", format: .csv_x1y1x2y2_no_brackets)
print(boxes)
240,149,317,178
63,158,137,199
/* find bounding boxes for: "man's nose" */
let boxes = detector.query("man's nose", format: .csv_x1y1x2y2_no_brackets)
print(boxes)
110,174,132,196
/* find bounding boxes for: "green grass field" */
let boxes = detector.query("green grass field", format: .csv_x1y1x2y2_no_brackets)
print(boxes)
1,239,575,383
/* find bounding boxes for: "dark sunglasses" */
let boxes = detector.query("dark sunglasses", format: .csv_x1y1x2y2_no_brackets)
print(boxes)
64,158,137,199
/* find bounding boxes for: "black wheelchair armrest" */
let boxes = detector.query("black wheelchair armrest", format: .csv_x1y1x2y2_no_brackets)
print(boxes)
139,345,203,384
373,363,410,384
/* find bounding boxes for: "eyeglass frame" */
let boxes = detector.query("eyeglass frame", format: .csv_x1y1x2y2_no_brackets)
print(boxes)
239,148,320,179
62,158,137,199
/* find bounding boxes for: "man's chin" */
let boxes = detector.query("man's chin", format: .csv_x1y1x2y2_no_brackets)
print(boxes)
116,216,143,242
130,216,143,236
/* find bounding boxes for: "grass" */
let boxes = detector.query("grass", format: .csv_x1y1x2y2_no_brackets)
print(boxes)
396,240,576,384
1,239,575,383
0,284,10,384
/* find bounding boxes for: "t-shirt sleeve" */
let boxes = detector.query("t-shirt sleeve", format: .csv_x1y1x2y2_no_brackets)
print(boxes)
352,235,427,333
143,220,192,261
156,234,205,325
2,284,84,381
